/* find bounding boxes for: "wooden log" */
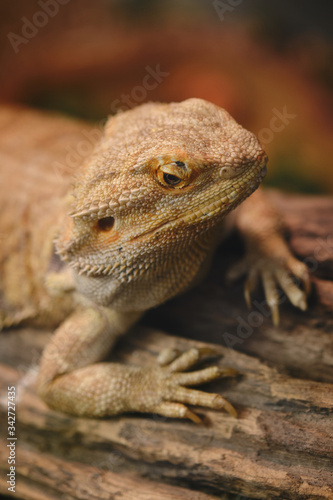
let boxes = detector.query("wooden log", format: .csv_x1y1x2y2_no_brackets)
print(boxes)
0,436,217,500
0,324,332,499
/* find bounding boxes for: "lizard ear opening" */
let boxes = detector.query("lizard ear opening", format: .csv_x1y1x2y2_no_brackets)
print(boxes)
96,216,115,231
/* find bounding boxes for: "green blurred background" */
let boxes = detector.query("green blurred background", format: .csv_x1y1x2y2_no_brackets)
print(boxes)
1,0,332,193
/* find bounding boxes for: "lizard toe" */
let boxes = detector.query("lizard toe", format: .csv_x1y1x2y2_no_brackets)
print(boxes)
165,347,221,373
275,268,308,311
151,402,203,423
244,266,260,309
168,386,237,417
172,366,238,386
157,348,181,366
261,268,280,326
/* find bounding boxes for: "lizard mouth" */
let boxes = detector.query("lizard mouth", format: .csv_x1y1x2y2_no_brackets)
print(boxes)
131,163,266,242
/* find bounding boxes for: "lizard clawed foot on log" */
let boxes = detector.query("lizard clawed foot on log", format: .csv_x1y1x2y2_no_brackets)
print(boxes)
226,189,311,325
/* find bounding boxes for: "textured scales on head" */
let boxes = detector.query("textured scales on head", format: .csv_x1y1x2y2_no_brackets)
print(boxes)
56,98,267,308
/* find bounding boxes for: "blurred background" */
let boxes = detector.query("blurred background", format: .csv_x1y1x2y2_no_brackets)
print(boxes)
1,0,332,193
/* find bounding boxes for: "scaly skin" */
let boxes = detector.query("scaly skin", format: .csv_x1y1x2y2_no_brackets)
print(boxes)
0,99,310,422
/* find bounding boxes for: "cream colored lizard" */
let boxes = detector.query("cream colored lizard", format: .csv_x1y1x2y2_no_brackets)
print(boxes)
0,99,310,422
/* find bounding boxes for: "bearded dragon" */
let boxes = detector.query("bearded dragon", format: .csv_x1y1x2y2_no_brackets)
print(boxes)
0,99,310,422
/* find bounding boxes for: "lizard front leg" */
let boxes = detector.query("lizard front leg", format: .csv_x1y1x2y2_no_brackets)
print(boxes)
37,307,141,416
227,188,311,325
37,307,236,420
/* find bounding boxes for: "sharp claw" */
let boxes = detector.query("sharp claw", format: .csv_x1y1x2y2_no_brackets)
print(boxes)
287,258,312,297
216,367,240,378
213,395,238,418
271,302,280,326
276,271,308,311
244,282,252,309
184,409,203,424
196,347,222,358
303,274,312,296
244,268,259,309
296,295,307,311
262,270,280,326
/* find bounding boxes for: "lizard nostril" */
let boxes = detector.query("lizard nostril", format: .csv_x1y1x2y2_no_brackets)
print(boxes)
97,217,115,231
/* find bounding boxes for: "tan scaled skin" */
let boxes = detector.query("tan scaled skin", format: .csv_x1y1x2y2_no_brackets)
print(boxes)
0,99,310,422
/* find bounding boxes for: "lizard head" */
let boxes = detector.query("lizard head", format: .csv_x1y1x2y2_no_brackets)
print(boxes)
56,98,267,305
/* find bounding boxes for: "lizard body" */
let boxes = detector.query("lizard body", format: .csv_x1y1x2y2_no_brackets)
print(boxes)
0,99,309,421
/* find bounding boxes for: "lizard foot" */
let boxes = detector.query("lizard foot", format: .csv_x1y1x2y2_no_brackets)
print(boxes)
132,347,237,423
226,252,311,326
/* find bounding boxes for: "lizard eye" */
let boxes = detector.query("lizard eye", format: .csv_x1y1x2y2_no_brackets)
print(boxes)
97,216,114,231
163,173,181,186
157,161,189,189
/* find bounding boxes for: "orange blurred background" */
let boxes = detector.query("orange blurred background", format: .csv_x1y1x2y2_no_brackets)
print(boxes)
1,0,332,192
